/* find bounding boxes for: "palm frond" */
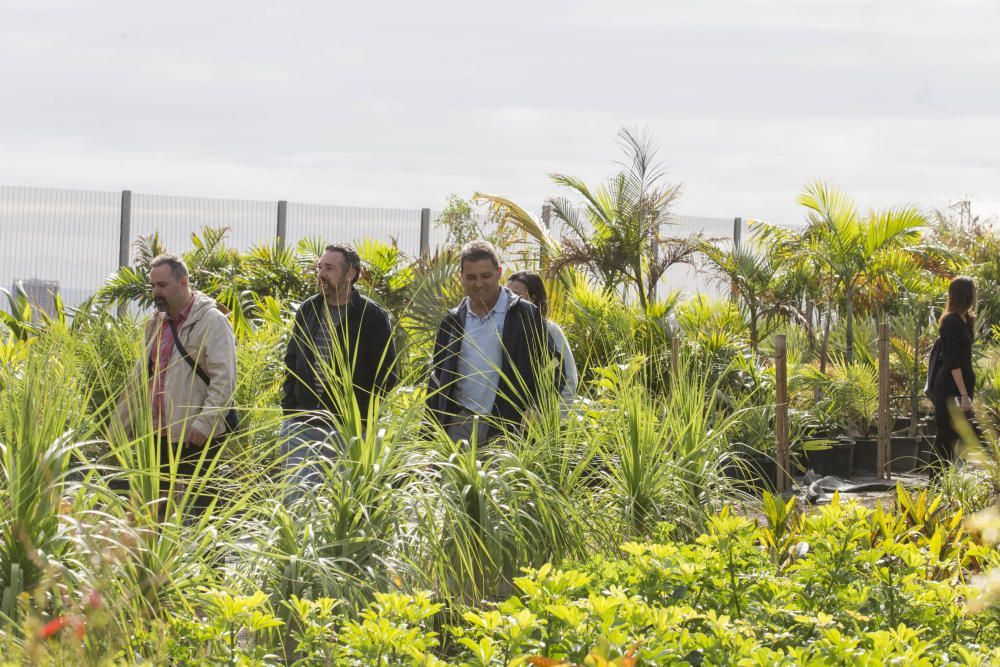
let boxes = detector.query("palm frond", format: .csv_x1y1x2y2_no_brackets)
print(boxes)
97,266,153,309
863,206,925,254
473,193,558,255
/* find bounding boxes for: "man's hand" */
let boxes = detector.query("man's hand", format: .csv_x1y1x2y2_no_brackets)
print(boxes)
185,428,208,447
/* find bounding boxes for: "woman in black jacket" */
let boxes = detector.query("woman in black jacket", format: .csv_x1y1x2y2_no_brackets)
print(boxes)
930,276,977,477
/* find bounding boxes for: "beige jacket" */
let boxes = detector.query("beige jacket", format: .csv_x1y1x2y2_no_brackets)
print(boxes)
117,291,237,442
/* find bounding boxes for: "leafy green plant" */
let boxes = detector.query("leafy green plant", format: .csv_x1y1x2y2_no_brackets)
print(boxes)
0,350,91,626
555,272,678,385
339,591,446,666
0,286,39,341
592,354,744,540
793,183,933,365
674,294,749,370
356,238,416,318
795,358,879,436
165,590,283,665
4,212,1000,666
758,491,802,565
694,225,799,353
413,433,579,606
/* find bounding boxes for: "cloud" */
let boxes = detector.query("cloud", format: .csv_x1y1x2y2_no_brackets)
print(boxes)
0,0,997,227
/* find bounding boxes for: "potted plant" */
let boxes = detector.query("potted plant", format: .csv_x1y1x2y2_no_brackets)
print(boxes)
797,399,856,478
726,403,778,493
795,360,880,477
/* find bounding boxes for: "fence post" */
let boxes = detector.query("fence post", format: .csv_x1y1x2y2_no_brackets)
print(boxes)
775,334,791,493
118,190,132,268
877,322,892,479
540,203,551,268
276,200,288,251
419,208,431,258
730,217,742,303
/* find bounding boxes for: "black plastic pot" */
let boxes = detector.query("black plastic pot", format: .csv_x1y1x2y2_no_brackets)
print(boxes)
804,437,855,478
893,416,913,434
852,438,878,476
890,437,920,473
846,436,924,475
723,450,777,493
918,435,936,466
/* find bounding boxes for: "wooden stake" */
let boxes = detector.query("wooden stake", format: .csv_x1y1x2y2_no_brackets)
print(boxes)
775,334,791,493
670,335,680,382
877,322,892,480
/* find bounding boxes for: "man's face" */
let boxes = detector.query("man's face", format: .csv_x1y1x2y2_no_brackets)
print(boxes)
461,258,502,304
150,265,189,314
317,250,356,300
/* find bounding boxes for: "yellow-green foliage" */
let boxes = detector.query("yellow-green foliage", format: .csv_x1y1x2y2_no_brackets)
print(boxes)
11,493,999,665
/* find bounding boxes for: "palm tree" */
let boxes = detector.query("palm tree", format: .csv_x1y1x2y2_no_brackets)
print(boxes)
892,275,947,435
927,207,1000,337
694,225,801,353
479,128,695,309
547,128,694,308
97,231,167,309
355,238,416,319
239,236,320,305
884,238,960,433
795,182,928,365
748,222,830,362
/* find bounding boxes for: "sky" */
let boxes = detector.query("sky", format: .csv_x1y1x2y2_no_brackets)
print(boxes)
1,0,998,226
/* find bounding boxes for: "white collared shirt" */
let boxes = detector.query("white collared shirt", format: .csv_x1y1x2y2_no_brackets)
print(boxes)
454,288,510,415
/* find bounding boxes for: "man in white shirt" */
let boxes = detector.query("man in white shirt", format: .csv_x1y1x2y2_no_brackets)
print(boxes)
426,240,557,442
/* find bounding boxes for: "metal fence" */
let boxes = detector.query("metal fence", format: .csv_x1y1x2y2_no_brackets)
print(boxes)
1,184,759,313
2,186,121,310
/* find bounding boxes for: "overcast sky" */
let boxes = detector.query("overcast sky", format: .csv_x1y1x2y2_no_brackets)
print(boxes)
2,0,998,225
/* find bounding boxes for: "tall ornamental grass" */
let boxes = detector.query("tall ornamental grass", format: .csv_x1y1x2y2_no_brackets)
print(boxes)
0,286,764,661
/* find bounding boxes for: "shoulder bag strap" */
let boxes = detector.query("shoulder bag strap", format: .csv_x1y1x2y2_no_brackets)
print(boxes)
167,318,212,386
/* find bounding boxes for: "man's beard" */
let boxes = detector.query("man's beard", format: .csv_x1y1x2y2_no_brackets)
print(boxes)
319,280,344,298
154,297,168,312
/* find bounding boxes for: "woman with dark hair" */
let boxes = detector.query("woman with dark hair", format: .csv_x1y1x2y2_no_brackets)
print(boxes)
506,271,578,412
929,276,978,476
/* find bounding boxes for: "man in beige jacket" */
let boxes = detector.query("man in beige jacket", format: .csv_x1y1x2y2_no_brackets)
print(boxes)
117,253,237,515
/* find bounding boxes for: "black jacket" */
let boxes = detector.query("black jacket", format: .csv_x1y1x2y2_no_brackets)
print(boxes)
932,312,975,401
426,289,558,433
282,289,398,424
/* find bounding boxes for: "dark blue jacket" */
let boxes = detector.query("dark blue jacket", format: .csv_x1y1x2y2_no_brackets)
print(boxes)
426,291,559,434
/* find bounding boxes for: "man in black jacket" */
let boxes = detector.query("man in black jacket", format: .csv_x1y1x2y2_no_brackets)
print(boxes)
427,240,557,442
280,244,397,497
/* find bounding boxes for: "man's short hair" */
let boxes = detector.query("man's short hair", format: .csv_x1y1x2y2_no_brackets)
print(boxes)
459,240,500,270
149,254,189,281
324,244,362,285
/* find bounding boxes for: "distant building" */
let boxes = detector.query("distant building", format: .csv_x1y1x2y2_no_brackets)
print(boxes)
13,279,60,322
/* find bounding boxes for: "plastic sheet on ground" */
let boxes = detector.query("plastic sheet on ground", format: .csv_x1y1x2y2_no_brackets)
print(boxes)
800,472,927,505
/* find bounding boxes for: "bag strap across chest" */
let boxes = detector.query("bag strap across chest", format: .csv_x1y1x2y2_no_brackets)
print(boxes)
168,319,212,386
